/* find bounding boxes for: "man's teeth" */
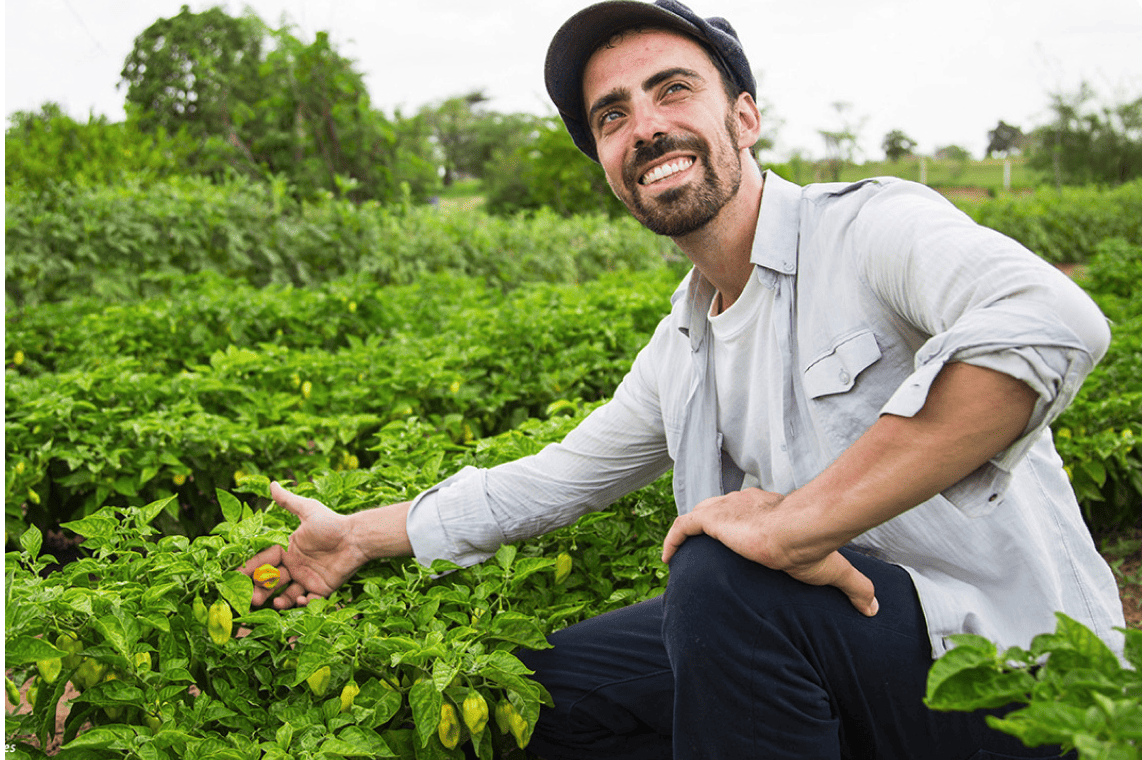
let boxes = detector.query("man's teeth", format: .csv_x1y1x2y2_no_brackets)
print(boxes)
641,157,694,185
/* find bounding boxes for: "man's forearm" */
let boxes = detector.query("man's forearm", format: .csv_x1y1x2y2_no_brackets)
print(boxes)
780,361,1038,565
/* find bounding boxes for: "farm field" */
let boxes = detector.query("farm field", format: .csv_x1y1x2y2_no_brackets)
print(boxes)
6,178,1142,758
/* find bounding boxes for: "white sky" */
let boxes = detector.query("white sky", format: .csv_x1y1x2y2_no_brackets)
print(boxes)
5,0,1142,161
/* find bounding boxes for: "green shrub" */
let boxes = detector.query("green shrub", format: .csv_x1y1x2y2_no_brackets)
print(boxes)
4,270,678,539
954,181,1142,264
926,613,1142,759
4,175,682,309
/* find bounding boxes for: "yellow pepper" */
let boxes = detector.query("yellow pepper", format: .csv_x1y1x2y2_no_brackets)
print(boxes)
554,552,573,584
462,690,489,736
306,665,331,698
36,657,62,685
207,600,233,646
495,699,514,734
192,596,208,625
5,677,20,707
339,680,360,713
508,708,529,749
252,563,282,590
135,651,153,672
74,658,107,691
56,632,84,669
438,702,461,749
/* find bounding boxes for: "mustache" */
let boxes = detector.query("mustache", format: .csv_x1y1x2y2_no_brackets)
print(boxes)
624,134,707,186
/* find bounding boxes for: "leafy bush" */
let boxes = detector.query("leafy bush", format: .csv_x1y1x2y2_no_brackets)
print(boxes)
4,175,681,309
1053,238,1142,531
4,407,677,759
4,104,195,193
926,614,1142,759
953,180,1142,264
4,269,679,539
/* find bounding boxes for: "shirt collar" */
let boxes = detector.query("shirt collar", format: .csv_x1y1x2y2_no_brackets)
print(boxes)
673,169,803,340
750,169,801,276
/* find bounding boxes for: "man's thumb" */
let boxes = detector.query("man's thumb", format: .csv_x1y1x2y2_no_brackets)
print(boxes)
270,481,317,521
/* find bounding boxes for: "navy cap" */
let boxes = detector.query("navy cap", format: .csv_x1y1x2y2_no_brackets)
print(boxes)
545,0,756,162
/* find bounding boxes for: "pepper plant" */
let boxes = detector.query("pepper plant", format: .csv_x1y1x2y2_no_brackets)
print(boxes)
4,487,573,759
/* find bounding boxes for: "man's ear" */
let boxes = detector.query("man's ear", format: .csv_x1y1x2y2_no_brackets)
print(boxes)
733,91,763,151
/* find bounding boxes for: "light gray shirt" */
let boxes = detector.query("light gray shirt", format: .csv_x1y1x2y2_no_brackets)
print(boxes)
406,171,1125,656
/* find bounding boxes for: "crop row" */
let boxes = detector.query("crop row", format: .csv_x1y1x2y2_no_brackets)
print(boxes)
5,269,679,539
4,175,683,309
5,401,678,758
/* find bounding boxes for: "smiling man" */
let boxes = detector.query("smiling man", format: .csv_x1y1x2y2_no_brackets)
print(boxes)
243,2,1124,758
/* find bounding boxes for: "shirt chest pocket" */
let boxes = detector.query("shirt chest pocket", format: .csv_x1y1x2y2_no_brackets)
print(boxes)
803,329,882,399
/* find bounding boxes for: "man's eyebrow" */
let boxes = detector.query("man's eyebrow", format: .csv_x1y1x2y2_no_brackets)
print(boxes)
586,67,705,125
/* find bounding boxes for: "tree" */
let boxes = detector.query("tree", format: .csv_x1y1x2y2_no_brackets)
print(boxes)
241,29,439,204
1027,82,1142,187
421,91,490,186
119,5,265,140
882,130,917,162
984,120,1025,159
119,6,439,204
818,102,866,181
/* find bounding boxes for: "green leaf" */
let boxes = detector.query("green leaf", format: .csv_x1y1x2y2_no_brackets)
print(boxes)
218,570,254,616
409,679,442,749
495,544,517,570
91,614,133,660
218,489,243,524
318,726,396,758
61,508,118,543
18,525,42,560
432,657,461,692
137,495,176,527
4,637,66,666
486,611,550,651
61,725,138,751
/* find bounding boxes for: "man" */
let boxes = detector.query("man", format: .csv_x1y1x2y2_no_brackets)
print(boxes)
243,1,1125,757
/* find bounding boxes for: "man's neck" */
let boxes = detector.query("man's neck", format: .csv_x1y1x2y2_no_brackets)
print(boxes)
673,163,764,314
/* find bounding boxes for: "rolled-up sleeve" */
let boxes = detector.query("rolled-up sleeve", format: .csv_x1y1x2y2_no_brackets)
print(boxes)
857,182,1110,512
406,326,676,567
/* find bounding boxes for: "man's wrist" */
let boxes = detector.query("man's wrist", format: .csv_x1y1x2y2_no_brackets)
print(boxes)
347,501,414,562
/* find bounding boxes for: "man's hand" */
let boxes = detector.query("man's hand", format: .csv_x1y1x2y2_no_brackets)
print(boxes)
241,482,376,609
661,488,879,617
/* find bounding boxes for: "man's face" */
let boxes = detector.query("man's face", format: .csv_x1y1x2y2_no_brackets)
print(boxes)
582,28,744,237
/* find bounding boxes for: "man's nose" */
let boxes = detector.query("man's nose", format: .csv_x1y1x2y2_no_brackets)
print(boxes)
630,104,670,149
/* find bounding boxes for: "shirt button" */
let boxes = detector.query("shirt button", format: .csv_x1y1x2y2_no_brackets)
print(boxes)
839,370,851,385
783,261,794,272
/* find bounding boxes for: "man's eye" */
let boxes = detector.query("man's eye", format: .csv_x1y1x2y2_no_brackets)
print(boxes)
600,111,621,126
664,83,688,95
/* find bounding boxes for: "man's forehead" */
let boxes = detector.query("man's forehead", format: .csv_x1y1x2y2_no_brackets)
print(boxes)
582,28,714,98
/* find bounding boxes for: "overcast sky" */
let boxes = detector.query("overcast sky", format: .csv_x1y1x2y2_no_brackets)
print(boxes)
5,0,1142,161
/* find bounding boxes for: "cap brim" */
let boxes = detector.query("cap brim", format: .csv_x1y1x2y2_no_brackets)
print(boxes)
545,1,702,160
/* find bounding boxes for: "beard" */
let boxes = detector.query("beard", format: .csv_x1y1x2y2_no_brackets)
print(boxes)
615,116,743,237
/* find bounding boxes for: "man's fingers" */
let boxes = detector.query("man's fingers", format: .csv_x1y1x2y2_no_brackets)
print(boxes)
273,581,310,610
661,513,704,564
240,544,284,576
799,551,879,617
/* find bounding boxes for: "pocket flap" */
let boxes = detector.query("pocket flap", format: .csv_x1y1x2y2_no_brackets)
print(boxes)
803,330,882,399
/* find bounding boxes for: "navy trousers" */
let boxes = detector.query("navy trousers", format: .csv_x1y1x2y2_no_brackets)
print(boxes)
518,535,1072,760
